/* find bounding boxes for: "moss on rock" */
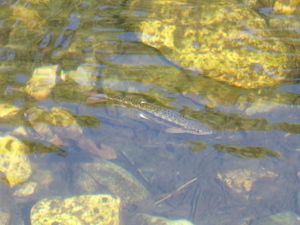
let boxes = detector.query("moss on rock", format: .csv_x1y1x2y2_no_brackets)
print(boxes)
274,0,300,15
0,135,31,187
128,0,297,88
30,194,120,225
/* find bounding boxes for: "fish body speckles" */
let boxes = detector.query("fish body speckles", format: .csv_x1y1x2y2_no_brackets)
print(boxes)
88,93,212,135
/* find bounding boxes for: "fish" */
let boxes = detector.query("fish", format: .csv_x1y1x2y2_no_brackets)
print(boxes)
87,93,213,135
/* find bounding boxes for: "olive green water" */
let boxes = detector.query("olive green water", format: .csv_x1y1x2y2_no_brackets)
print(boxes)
0,0,299,224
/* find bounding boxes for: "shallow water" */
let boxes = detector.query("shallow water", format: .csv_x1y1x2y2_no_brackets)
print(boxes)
0,0,299,224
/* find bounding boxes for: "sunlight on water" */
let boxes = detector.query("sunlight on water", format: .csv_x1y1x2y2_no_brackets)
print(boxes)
0,0,299,224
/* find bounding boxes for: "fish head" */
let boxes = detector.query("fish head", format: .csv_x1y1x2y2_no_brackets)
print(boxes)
86,93,108,104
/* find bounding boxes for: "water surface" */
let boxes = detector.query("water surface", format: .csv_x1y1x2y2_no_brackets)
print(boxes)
0,0,299,224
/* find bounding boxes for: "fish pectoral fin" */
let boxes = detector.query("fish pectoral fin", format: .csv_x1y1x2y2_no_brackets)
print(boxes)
139,113,150,120
165,127,189,134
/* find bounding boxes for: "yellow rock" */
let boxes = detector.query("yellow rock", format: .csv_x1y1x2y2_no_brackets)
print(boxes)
25,65,60,100
25,106,83,141
0,104,20,119
0,136,32,187
243,0,275,8
46,107,79,127
11,126,28,138
128,0,296,88
12,6,44,31
274,0,300,15
270,1,300,65
13,181,37,197
30,194,120,225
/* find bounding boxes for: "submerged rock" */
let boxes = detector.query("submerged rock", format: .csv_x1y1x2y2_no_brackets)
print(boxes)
269,16,300,35
60,63,97,91
0,135,32,187
12,5,45,31
217,168,277,194
0,211,10,225
243,0,275,8
0,103,20,119
0,47,16,61
269,0,300,70
13,161,70,205
244,99,283,115
25,65,60,100
252,211,300,225
24,106,110,158
0,178,11,225
128,0,296,88
30,194,120,225
137,214,195,225
13,181,37,198
274,0,300,15
24,106,83,144
73,159,149,205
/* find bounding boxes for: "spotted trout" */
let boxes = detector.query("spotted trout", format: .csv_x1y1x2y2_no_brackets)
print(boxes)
87,93,212,135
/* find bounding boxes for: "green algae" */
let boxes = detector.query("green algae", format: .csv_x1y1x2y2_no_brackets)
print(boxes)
187,141,207,153
180,106,271,132
272,122,300,134
214,144,280,158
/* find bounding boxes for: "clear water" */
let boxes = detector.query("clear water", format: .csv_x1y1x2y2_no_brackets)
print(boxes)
0,0,299,224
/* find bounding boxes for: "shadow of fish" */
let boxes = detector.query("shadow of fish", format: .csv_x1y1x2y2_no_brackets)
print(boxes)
87,93,212,135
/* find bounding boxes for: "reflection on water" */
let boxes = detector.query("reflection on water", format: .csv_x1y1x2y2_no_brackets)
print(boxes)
0,0,299,224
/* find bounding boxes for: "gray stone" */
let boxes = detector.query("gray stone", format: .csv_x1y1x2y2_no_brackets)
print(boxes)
252,211,300,225
72,159,149,205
